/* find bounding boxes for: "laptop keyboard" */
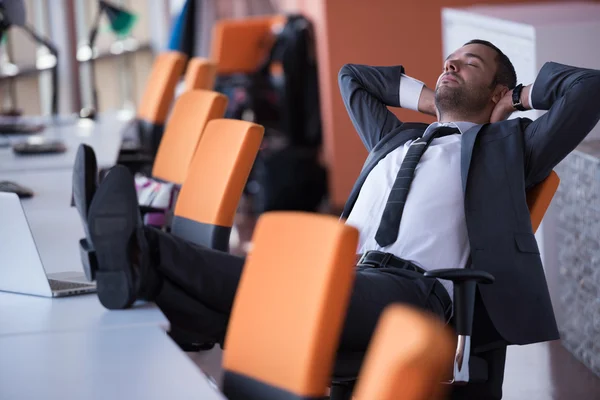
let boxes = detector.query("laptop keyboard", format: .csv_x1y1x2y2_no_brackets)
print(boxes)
48,279,92,291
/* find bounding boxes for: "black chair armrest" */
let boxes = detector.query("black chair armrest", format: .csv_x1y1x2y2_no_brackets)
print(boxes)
424,268,495,336
424,268,494,284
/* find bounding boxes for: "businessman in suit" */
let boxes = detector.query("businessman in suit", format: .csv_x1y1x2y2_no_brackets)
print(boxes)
74,39,600,398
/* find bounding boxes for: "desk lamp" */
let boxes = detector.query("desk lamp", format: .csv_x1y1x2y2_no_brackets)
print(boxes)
79,0,137,120
0,0,59,116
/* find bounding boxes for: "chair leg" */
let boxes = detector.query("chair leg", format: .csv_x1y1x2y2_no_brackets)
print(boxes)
329,381,354,400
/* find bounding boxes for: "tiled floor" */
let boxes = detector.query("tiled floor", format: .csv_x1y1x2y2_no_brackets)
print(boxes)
187,340,600,399
503,341,600,400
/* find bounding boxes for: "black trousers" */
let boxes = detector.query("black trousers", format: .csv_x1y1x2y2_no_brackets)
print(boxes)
145,227,507,399
144,227,452,352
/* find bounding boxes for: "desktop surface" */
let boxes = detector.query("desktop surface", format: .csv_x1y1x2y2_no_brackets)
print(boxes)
0,110,132,172
0,326,224,400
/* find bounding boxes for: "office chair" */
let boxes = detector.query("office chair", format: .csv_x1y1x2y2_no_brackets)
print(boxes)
166,119,264,351
210,15,286,75
222,212,358,400
133,89,228,227
120,57,222,175
330,170,561,399
170,119,263,251
184,57,217,91
352,304,455,400
150,90,227,186
128,51,187,157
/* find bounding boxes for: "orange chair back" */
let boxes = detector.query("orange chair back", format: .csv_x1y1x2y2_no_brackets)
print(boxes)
211,15,286,75
151,90,227,185
527,170,560,233
354,305,455,400
222,212,358,399
184,57,217,91
137,51,187,124
173,119,263,229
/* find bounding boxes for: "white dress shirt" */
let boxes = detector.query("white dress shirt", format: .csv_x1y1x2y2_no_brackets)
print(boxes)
345,74,478,299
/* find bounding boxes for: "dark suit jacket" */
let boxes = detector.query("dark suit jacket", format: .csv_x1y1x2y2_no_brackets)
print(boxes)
338,62,600,345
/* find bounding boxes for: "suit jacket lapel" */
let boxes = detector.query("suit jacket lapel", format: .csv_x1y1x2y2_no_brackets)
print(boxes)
341,125,424,218
460,124,485,193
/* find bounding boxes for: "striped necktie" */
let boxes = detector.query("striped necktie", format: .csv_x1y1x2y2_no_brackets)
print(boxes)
374,126,460,247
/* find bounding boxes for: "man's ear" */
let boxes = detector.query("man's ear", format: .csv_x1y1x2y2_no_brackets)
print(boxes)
492,85,509,104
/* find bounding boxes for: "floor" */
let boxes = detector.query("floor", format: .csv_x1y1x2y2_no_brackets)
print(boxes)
502,341,600,400
187,197,600,399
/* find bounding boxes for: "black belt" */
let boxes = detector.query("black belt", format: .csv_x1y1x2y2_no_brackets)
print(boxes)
357,250,427,274
357,250,453,321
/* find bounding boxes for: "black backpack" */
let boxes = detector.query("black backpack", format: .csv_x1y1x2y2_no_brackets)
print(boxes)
215,14,327,214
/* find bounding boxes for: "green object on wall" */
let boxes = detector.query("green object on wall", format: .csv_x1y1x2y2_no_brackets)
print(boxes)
101,0,138,36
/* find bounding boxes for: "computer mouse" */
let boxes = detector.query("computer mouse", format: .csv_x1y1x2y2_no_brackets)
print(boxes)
12,138,66,155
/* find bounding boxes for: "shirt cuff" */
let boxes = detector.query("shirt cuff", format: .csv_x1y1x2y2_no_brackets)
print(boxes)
528,82,535,110
399,74,425,111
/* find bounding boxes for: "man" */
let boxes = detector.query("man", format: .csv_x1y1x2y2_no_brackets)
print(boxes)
74,40,600,397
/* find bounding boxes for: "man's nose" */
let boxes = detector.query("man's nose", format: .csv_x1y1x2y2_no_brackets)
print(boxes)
444,60,459,72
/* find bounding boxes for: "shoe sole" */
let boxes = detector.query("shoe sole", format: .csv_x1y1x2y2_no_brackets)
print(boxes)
73,144,97,238
87,166,138,309
73,145,100,281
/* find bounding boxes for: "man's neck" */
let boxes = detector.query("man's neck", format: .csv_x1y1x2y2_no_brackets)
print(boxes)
438,113,489,124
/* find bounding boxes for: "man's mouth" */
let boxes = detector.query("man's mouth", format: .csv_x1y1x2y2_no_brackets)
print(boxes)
441,74,459,83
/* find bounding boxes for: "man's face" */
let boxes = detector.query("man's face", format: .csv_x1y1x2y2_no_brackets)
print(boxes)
435,44,499,116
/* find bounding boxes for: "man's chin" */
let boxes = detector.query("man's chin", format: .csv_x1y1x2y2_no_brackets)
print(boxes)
435,88,464,113
435,87,458,103
436,84,458,94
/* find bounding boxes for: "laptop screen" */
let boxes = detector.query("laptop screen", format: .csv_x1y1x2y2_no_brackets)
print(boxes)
0,192,52,297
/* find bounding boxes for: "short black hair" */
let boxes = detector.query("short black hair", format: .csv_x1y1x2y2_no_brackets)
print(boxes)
464,39,517,89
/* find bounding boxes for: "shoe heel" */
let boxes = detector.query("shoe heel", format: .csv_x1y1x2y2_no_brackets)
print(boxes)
79,239,97,281
96,270,135,309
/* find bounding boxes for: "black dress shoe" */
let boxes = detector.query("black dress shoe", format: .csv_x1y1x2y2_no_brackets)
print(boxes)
87,166,160,309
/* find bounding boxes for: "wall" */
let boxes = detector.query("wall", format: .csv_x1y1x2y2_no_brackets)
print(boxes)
552,141,600,377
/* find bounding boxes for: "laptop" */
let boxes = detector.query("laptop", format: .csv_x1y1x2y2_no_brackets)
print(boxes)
0,192,96,297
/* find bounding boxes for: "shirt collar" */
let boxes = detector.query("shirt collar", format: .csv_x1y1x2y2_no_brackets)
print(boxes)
423,121,477,139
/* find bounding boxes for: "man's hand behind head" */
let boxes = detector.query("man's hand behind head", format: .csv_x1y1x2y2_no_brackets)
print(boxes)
490,90,514,123
490,85,532,123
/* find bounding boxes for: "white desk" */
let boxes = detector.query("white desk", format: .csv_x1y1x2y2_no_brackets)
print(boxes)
0,166,168,336
0,293,168,336
0,326,226,400
0,110,133,173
